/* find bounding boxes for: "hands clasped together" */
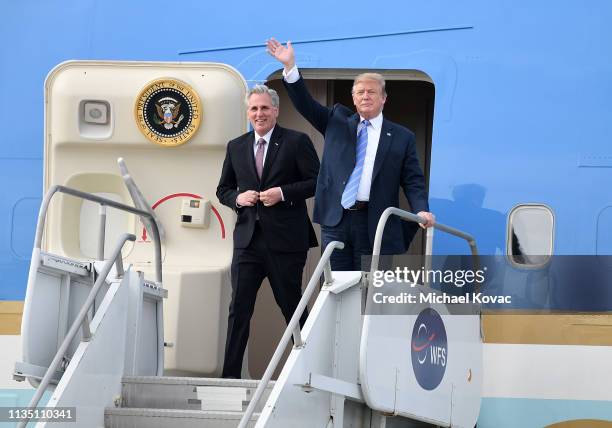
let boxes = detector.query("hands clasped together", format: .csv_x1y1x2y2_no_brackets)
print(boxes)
237,187,282,207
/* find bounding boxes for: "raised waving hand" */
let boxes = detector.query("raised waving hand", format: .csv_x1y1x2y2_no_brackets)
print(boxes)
266,38,295,71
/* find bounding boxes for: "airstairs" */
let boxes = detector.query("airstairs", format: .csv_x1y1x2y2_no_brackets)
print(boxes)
15,157,483,427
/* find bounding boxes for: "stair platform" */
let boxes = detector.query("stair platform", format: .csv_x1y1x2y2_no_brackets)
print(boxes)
106,376,275,427
105,408,260,428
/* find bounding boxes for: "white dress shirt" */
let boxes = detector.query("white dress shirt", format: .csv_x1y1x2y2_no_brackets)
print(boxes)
283,65,382,201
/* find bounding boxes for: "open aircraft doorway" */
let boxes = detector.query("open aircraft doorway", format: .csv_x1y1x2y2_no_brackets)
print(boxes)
247,70,435,379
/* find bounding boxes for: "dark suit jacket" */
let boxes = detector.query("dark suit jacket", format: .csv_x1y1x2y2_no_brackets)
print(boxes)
216,125,319,252
283,76,429,254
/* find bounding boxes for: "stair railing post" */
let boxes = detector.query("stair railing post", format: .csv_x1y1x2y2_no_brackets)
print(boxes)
323,260,333,286
98,204,107,261
292,326,303,349
81,315,92,342
115,255,125,278
424,226,434,288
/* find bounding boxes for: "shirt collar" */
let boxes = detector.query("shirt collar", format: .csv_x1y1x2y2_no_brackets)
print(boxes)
254,126,275,145
359,112,383,130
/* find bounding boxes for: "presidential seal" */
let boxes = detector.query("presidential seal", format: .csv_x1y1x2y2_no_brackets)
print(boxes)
135,78,201,147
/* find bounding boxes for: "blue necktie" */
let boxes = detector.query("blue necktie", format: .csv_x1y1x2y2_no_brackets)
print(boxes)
341,120,370,209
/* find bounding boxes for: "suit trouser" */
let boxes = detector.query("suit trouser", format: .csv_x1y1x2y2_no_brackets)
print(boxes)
321,209,372,271
222,223,308,378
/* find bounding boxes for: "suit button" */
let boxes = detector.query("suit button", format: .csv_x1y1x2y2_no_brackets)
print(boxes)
342,181,346,185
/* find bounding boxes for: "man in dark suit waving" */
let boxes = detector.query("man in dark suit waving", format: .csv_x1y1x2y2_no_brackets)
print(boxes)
217,84,319,378
267,38,435,271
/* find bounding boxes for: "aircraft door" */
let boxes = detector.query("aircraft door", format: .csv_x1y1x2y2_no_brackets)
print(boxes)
44,61,248,375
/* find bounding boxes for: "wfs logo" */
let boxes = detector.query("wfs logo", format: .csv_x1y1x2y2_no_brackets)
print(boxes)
411,308,448,390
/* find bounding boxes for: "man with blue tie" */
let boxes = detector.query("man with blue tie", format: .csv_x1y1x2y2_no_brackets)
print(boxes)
267,38,435,271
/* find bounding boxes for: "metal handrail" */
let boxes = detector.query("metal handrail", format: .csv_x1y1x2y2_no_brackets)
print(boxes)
34,185,163,283
369,207,479,283
18,233,136,428
238,241,345,428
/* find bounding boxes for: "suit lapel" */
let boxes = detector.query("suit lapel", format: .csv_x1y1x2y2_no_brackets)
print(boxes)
347,114,359,143
261,126,282,184
372,120,393,181
243,131,259,182
346,114,360,165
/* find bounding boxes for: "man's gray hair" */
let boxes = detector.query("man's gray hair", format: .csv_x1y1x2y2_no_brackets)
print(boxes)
246,84,280,107
352,72,387,97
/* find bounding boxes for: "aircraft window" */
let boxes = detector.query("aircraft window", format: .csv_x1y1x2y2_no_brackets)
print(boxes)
507,204,554,267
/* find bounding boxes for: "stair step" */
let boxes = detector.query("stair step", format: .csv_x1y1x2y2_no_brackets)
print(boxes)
105,408,259,428
196,386,250,411
121,376,275,412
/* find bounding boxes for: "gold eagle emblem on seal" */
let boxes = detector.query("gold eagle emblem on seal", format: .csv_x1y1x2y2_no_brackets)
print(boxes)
135,78,201,147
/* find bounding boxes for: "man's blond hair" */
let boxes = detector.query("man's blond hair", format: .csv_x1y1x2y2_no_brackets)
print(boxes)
352,73,386,97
